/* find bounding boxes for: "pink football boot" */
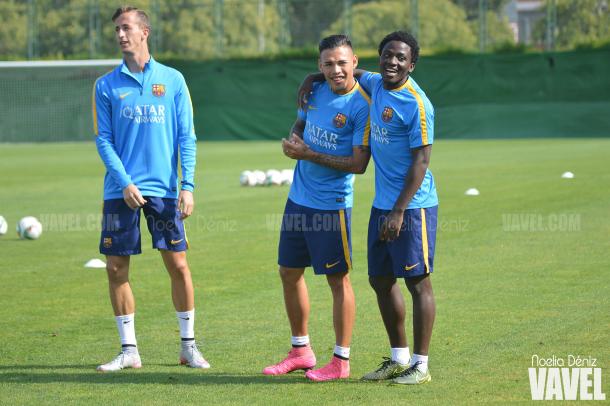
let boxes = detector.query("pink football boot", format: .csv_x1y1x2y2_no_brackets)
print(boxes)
263,345,317,375
305,356,350,382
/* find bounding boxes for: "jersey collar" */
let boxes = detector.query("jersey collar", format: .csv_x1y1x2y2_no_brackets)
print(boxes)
389,76,411,92
120,55,156,76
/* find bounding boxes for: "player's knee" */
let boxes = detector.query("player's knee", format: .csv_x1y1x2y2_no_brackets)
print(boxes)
279,267,302,285
406,276,433,297
369,276,395,294
169,262,190,279
106,262,128,283
326,272,349,292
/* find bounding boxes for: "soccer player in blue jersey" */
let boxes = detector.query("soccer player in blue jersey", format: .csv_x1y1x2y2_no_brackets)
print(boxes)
92,6,208,372
262,35,371,382
298,31,438,385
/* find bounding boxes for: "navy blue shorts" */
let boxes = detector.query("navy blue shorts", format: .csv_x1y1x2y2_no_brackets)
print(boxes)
368,205,438,279
100,197,188,256
278,199,352,275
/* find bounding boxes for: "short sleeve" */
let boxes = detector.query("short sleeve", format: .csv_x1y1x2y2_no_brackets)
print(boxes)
351,98,371,147
358,71,382,94
297,107,307,121
407,97,434,148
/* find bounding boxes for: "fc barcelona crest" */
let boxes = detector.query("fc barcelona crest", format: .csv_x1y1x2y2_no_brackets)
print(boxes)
382,106,394,122
152,84,166,97
333,112,347,128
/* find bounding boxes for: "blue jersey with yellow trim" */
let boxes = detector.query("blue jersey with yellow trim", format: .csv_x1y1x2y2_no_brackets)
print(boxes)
359,72,438,210
288,81,371,210
93,57,197,200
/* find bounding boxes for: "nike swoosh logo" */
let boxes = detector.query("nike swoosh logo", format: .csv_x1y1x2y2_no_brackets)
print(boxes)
170,239,184,245
308,105,317,110
325,260,340,269
405,263,419,271
179,317,190,321
119,92,132,99
123,320,131,324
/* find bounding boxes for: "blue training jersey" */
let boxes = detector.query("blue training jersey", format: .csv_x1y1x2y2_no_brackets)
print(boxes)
93,57,197,200
288,81,371,210
359,71,438,210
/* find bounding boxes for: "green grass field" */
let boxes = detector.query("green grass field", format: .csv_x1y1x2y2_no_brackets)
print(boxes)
1,139,609,404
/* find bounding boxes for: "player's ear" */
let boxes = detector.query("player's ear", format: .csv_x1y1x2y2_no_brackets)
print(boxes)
408,62,415,73
353,54,358,69
318,57,323,72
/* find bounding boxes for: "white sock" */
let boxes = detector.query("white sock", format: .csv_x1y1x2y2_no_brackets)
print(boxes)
115,313,137,349
391,347,410,366
411,353,429,372
291,335,310,347
176,309,195,340
334,345,350,360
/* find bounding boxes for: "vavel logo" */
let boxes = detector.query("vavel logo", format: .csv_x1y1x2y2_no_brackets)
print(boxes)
529,355,605,401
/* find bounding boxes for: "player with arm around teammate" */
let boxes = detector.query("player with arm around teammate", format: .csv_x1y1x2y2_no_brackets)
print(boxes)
93,6,208,371
299,31,438,385
262,35,371,382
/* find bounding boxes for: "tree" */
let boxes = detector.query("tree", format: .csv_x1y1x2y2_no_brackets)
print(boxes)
450,0,511,19
222,0,282,56
470,10,516,51
324,0,478,52
533,0,610,50
37,0,90,58
0,1,28,59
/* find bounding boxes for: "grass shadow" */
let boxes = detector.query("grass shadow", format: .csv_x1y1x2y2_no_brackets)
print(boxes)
0,370,320,385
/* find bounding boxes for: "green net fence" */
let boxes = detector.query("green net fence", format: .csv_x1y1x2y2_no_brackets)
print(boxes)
0,60,118,142
1,49,609,142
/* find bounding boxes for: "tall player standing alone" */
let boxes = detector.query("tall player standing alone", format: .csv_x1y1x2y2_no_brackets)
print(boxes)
92,6,208,371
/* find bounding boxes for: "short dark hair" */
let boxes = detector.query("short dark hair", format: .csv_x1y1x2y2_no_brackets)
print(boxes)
112,6,151,30
378,31,419,64
318,34,352,53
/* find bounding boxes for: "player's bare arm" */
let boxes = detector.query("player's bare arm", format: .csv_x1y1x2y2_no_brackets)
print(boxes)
290,118,306,139
380,144,431,241
282,118,304,155
285,136,370,174
282,119,370,174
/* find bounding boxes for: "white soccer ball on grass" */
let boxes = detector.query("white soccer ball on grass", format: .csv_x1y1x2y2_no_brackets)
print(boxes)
252,170,266,186
265,169,283,186
17,216,42,240
240,170,257,187
0,215,7,235
280,169,294,185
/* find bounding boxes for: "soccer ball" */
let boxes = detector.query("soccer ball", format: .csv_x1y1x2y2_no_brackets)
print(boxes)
0,215,7,236
265,169,283,186
281,169,294,185
17,216,42,240
252,170,266,186
240,170,257,187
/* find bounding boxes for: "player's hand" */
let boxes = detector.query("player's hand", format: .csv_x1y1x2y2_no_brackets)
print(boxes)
178,190,194,219
282,134,310,160
122,184,147,210
297,76,314,109
380,209,404,242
